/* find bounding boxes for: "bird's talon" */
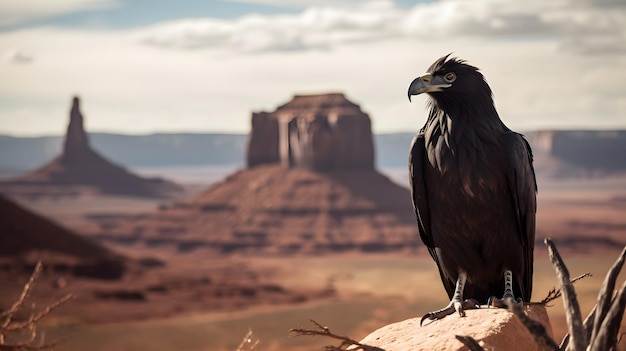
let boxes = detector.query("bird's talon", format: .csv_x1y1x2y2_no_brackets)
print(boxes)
420,314,432,326
420,304,458,326
488,296,508,308
463,299,480,309
454,301,465,317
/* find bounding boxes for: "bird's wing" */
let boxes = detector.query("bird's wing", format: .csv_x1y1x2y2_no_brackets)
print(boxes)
504,132,537,301
409,132,455,298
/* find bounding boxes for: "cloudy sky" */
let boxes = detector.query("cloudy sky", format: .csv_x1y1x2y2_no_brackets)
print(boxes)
1,0,625,136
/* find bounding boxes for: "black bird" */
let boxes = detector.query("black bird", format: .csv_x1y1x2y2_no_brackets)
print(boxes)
407,54,537,324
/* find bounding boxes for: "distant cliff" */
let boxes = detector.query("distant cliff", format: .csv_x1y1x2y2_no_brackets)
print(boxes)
525,130,626,177
0,133,247,173
1,130,626,179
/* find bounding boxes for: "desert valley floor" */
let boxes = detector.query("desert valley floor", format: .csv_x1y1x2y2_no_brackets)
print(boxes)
1,169,625,351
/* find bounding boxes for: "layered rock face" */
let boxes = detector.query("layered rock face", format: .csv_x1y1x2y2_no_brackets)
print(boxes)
247,93,375,171
1,96,181,198
99,164,419,255
0,194,125,279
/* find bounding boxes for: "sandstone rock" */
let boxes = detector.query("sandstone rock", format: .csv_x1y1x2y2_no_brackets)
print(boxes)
247,112,280,167
0,194,113,259
0,194,126,280
357,305,552,351
63,96,90,160
247,93,375,171
0,96,181,198
103,164,419,255
97,94,417,255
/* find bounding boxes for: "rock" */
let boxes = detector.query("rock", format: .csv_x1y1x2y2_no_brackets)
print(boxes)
97,93,418,255
0,194,127,279
0,194,114,259
0,96,181,198
63,96,90,160
247,112,280,167
357,305,553,351
103,164,419,255
247,93,375,171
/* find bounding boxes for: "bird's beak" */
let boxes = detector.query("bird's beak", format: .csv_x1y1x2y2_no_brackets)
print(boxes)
408,73,451,102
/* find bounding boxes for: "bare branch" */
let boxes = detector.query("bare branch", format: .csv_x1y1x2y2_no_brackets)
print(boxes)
545,238,587,351
506,300,560,351
455,335,484,351
559,304,597,351
6,294,74,332
541,287,561,306
1,262,42,329
590,281,626,351
589,246,626,347
235,329,260,351
290,320,383,351
0,262,73,351
540,273,592,305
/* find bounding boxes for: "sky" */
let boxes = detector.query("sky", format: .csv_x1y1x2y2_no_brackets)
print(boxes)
0,0,625,136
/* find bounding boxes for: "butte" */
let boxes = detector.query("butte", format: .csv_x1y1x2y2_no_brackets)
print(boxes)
0,96,181,198
100,93,419,255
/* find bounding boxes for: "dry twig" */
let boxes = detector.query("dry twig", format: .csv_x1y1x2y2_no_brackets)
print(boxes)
506,300,560,351
545,238,587,351
559,305,596,350
454,335,484,351
542,241,626,351
540,273,592,305
0,262,73,351
589,246,626,350
503,241,625,351
589,280,626,351
235,329,260,351
290,319,383,351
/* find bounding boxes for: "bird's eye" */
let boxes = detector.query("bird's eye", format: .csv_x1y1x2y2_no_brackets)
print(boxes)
444,72,456,83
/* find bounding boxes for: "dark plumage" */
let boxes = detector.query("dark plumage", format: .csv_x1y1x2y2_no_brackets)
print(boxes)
407,55,537,321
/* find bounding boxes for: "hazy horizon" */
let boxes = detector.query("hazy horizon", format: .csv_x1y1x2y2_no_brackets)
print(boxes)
3,126,626,138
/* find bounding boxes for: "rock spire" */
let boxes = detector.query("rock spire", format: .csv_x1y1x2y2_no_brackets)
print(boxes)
63,96,90,159
0,96,181,198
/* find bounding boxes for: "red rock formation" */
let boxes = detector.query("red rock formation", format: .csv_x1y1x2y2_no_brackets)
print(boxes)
0,96,181,198
100,164,419,255
64,96,90,160
0,194,125,279
96,93,414,255
247,93,375,171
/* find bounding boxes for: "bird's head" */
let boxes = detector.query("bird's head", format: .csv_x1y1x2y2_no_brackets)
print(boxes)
408,54,493,106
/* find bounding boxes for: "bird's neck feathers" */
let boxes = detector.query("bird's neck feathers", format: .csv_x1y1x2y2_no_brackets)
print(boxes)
423,96,508,182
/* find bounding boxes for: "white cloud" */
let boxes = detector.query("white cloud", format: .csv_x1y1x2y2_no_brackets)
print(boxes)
135,0,626,57
135,1,400,53
0,0,119,26
221,0,368,8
